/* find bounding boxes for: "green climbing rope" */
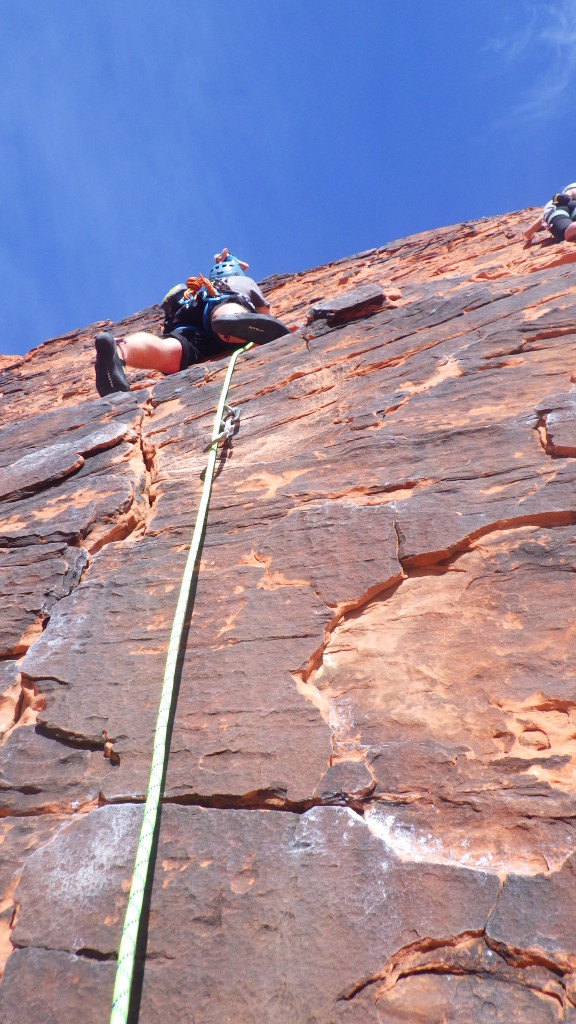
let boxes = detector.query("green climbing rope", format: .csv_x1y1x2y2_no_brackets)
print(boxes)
110,343,252,1024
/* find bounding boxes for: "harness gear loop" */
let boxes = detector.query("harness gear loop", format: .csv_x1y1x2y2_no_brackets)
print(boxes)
110,343,252,1024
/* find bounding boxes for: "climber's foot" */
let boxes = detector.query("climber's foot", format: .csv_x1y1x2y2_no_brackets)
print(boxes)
213,312,290,345
95,332,129,397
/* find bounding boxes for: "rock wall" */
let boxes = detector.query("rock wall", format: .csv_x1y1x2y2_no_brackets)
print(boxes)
2,211,576,1021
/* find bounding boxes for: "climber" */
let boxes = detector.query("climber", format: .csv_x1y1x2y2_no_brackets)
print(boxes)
524,183,576,246
94,249,290,397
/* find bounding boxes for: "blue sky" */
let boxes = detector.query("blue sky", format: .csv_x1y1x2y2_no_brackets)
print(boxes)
2,0,576,357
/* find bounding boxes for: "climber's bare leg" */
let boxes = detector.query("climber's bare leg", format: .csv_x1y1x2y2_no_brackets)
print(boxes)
116,332,182,374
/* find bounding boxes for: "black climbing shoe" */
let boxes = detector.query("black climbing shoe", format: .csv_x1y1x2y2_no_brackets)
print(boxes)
213,312,290,345
95,332,129,397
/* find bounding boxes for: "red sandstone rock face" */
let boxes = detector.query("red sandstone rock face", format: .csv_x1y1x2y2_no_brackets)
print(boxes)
2,211,576,1021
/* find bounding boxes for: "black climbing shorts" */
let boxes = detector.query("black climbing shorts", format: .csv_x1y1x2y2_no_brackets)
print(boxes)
550,215,573,242
166,327,209,370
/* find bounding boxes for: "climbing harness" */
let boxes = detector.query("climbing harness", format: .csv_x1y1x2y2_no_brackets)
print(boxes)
161,276,224,331
162,264,256,342
110,342,252,1024
178,274,242,338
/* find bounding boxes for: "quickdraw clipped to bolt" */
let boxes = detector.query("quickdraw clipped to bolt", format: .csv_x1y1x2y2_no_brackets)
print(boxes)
203,403,240,452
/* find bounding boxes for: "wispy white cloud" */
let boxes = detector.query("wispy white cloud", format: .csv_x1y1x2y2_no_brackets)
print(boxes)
489,0,576,126
484,6,541,61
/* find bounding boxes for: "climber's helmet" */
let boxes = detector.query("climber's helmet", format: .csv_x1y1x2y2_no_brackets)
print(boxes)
209,254,247,281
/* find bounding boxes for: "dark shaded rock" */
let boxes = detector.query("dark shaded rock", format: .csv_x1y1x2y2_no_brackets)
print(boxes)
0,948,115,1024
307,284,386,324
536,389,576,456
0,815,70,977
12,804,139,956
21,537,180,752
256,502,402,608
0,543,88,657
333,969,567,1023
0,469,146,549
0,728,101,815
0,391,146,469
10,804,500,1022
314,760,375,804
0,445,85,503
487,854,576,969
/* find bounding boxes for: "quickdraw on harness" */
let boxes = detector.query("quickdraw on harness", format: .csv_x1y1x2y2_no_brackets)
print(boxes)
110,342,252,1024
183,272,219,301
181,273,231,335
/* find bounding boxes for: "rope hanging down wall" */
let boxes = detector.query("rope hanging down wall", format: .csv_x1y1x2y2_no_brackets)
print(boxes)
110,343,252,1024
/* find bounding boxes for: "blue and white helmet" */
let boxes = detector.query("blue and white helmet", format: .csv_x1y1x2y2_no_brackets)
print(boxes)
209,254,247,281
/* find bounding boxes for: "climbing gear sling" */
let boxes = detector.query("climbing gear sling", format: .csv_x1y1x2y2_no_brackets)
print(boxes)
162,273,246,339
110,342,252,1024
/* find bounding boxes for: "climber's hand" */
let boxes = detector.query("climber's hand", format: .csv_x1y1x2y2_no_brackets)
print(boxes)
213,247,249,271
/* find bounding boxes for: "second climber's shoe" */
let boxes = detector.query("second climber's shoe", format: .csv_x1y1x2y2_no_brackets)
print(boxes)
95,332,129,397
213,312,290,345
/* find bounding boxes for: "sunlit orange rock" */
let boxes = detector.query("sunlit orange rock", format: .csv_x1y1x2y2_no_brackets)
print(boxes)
2,209,576,1021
